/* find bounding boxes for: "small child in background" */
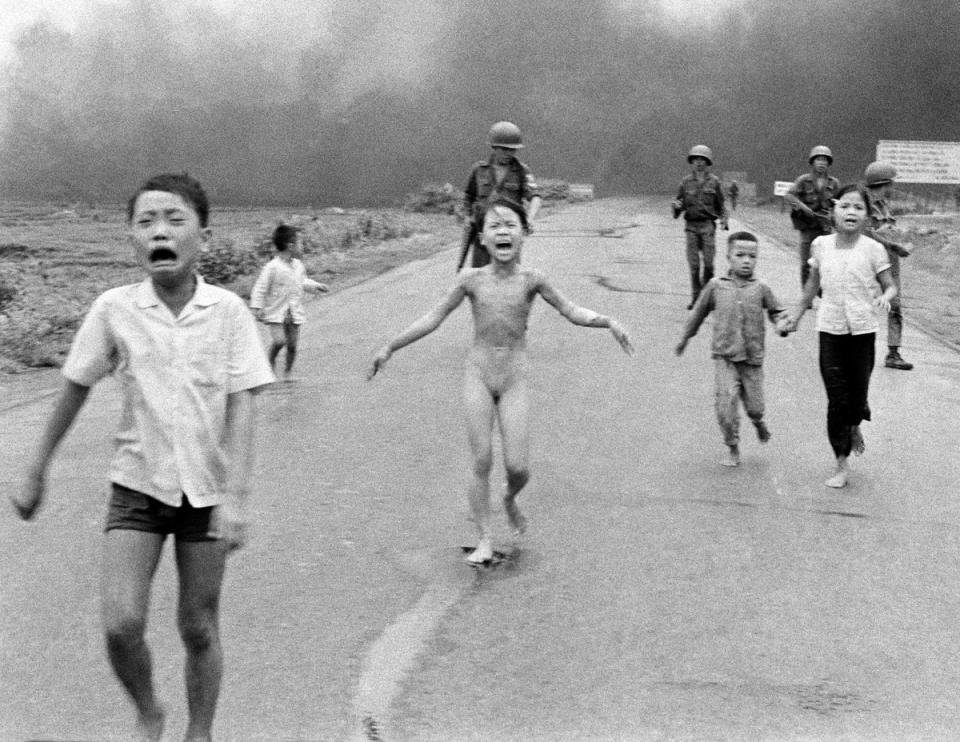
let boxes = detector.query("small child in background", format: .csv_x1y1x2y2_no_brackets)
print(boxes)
675,231,788,467
250,225,328,381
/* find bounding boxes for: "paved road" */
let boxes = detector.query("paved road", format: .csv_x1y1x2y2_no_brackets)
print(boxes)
3,198,960,741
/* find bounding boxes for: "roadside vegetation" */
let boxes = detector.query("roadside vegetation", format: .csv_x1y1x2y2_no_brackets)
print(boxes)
738,191,960,351
0,180,578,371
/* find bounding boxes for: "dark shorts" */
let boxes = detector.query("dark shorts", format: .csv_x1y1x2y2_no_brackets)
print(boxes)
105,483,216,542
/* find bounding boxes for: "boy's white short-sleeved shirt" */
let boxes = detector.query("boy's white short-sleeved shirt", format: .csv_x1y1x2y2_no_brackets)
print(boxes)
62,276,275,508
810,234,890,336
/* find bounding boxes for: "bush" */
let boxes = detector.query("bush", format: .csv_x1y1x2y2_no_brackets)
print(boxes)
404,183,463,214
196,238,261,285
0,298,85,367
0,276,18,310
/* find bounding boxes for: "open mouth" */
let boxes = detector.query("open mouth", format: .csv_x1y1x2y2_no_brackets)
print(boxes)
149,247,178,264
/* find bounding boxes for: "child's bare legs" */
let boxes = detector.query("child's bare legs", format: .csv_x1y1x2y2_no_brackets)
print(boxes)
464,371,496,563
497,378,530,536
282,322,300,379
175,539,228,742
267,324,286,371
101,530,166,742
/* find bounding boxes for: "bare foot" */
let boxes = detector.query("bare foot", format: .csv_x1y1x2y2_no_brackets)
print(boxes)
754,420,771,443
826,457,849,488
851,426,865,455
466,537,494,564
135,706,165,742
825,470,848,488
504,497,527,536
720,445,740,467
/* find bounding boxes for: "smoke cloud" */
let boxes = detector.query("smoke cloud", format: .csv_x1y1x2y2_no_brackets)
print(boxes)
1,0,958,204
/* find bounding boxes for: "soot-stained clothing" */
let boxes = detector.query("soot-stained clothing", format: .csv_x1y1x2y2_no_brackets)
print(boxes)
680,274,785,365
462,156,540,226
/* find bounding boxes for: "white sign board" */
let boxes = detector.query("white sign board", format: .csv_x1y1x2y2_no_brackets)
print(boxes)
773,181,793,197
875,140,960,184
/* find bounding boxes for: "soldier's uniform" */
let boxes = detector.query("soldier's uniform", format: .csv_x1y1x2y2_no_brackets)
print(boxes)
788,172,840,288
675,171,726,305
459,156,539,269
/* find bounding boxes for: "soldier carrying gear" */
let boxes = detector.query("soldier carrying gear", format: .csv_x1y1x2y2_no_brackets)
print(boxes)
457,121,542,271
672,144,728,309
862,161,914,370
784,145,840,288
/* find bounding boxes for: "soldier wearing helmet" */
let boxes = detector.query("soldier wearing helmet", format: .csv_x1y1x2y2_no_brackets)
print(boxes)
784,145,840,289
863,161,914,370
457,121,542,271
672,145,728,309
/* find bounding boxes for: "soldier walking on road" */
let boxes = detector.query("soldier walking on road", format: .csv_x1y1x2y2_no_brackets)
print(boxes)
672,145,728,309
864,161,914,370
784,145,840,289
728,180,740,210
457,121,542,271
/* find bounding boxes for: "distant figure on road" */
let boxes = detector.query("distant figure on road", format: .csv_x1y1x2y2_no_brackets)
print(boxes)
457,121,542,271
728,180,740,210
10,173,275,742
784,145,840,289
863,161,914,371
782,184,897,489
370,200,633,564
672,144,728,309
675,231,788,467
250,224,329,381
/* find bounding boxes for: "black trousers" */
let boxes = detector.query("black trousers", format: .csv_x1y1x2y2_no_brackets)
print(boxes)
818,332,875,458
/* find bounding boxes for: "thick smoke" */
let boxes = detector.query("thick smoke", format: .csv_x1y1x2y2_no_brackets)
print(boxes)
1,0,958,204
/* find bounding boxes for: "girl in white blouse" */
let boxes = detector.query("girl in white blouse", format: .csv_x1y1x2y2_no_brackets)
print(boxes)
783,183,897,488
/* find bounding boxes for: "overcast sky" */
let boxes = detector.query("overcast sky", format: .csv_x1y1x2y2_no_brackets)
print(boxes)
1,0,955,204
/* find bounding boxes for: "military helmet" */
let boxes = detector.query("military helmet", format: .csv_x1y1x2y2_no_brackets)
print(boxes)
488,121,524,149
864,161,897,187
808,145,833,164
687,144,713,165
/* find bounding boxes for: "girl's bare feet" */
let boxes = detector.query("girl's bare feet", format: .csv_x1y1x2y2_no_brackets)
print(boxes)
466,537,494,564
825,457,849,488
851,426,865,455
720,445,740,467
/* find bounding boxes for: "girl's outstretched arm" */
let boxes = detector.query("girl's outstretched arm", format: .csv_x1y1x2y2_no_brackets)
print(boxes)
535,272,634,355
368,281,468,378
782,265,822,332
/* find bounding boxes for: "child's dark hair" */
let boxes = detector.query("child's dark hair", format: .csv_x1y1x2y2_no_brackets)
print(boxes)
127,173,210,227
482,197,528,230
833,182,870,205
272,224,299,251
727,230,758,246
